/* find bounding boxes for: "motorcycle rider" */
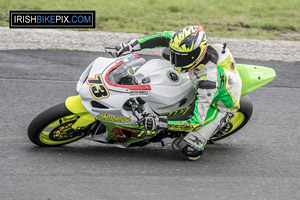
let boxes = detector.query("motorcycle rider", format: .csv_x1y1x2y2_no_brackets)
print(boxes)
115,26,242,160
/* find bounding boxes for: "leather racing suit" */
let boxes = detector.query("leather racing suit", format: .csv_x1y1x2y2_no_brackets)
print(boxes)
124,31,242,154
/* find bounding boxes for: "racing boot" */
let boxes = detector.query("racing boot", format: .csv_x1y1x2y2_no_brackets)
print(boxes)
178,131,206,161
171,134,185,150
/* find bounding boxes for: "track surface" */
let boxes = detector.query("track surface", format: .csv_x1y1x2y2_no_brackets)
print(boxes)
0,50,299,200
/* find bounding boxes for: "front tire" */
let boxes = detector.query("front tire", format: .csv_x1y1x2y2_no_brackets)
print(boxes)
28,103,85,147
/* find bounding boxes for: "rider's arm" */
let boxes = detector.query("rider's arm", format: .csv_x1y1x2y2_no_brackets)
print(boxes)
115,31,174,56
138,31,175,49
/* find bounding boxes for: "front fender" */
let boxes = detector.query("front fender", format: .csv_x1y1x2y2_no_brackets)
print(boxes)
65,95,96,129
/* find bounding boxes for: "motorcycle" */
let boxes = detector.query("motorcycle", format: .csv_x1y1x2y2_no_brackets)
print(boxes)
27,48,276,156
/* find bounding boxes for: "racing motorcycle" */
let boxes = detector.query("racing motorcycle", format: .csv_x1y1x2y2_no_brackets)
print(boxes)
27,48,276,155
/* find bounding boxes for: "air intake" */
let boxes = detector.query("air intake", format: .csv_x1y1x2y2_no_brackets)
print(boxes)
91,101,109,109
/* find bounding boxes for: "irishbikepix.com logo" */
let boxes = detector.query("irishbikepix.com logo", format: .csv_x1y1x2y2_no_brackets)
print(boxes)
10,11,95,28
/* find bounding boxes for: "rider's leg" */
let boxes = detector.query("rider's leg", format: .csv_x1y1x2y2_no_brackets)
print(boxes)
177,110,233,159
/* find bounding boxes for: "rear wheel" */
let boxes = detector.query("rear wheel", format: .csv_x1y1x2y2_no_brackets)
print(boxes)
209,96,253,142
28,103,92,147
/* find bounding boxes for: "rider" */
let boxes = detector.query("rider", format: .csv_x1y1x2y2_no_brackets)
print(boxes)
115,26,242,160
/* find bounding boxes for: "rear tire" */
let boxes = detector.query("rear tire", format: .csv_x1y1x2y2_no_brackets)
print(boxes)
209,95,253,141
28,103,85,147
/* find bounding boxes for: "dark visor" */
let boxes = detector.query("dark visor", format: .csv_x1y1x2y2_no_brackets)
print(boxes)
170,47,201,67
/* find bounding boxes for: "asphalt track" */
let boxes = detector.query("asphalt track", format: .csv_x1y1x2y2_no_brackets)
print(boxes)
0,50,299,200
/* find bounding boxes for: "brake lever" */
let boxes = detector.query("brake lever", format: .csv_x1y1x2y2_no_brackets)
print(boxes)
137,112,151,126
104,46,117,58
131,105,140,121
137,117,145,126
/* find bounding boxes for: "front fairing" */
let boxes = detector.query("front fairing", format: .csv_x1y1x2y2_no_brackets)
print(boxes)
77,54,195,125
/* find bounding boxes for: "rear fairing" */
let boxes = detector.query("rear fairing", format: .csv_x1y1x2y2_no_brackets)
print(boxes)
236,64,276,96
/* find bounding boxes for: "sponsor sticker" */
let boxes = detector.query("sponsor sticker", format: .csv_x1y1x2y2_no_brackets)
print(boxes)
97,113,131,123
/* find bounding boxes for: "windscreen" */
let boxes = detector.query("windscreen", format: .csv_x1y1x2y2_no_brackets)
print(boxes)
107,57,146,85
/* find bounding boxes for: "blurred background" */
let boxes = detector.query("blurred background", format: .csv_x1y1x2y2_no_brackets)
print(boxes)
1,0,300,40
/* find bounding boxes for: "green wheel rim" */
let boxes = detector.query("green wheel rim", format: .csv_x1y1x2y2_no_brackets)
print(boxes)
39,114,83,145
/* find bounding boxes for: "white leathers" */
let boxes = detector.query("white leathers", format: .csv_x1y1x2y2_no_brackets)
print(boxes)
180,44,242,151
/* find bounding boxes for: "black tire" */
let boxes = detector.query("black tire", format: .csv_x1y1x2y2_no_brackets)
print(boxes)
209,95,253,142
28,103,85,147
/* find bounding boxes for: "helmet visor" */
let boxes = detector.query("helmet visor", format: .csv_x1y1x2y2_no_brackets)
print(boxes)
170,47,201,68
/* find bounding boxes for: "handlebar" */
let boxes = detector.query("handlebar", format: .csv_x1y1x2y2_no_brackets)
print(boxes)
104,46,133,58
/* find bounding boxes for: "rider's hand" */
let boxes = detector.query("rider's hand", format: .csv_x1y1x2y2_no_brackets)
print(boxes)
144,116,168,131
115,39,141,57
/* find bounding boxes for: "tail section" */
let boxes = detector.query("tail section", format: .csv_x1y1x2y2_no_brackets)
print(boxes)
236,64,276,96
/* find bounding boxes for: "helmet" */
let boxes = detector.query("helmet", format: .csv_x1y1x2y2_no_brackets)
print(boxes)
169,26,208,73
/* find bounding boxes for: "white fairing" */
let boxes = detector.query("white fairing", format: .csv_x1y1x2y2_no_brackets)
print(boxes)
135,59,195,113
76,54,195,125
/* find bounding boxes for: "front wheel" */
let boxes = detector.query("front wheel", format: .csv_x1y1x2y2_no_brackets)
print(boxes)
209,95,253,142
28,103,87,147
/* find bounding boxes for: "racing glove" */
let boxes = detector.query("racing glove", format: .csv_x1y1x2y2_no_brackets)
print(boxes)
115,39,141,57
144,116,168,131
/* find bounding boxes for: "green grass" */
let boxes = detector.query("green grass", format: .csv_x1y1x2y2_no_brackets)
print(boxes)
1,0,300,40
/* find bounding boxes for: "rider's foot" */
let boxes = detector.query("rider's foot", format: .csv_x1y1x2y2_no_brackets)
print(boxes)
178,132,206,161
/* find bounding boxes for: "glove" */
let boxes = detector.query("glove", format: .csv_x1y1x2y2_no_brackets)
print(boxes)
115,39,141,57
144,116,168,131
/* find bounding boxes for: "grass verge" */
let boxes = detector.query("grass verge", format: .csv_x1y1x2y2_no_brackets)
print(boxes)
1,0,300,40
